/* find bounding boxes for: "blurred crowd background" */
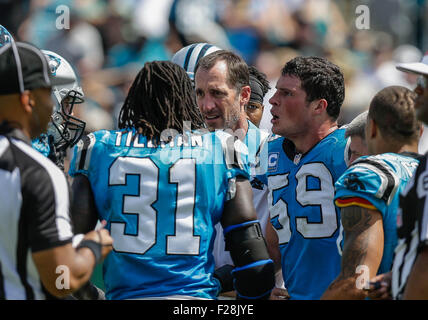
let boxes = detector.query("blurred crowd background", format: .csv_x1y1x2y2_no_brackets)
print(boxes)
1,0,428,151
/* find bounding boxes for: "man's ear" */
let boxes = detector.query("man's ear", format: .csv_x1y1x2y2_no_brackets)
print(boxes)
19,91,34,114
240,85,251,109
313,98,328,115
367,118,377,139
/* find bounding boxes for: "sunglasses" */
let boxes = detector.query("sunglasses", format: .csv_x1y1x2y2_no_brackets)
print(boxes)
417,75,428,89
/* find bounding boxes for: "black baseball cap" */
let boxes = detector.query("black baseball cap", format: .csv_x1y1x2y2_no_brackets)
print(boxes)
0,41,74,95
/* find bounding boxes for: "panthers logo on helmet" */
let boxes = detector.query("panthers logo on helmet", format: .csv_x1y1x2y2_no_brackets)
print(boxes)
45,53,62,76
0,25,12,48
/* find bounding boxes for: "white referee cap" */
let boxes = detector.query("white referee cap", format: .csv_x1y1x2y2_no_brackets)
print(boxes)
396,51,428,76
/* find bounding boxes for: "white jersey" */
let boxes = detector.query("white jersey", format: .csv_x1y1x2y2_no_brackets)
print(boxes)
212,122,270,269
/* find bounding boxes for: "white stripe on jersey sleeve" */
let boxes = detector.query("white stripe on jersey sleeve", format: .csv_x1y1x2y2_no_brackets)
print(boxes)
343,136,351,167
72,133,96,173
12,139,72,241
415,169,428,242
421,196,428,242
401,172,416,198
392,226,419,299
83,133,96,172
215,130,248,171
0,136,9,158
0,167,25,299
73,138,85,173
251,129,269,176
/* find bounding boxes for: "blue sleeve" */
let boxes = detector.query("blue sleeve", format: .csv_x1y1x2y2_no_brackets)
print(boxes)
334,163,389,216
32,134,50,157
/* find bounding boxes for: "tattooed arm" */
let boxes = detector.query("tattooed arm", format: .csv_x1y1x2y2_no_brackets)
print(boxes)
321,205,384,299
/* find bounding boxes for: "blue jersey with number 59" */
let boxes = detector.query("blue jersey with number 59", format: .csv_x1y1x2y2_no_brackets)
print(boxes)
259,129,348,300
69,128,250,300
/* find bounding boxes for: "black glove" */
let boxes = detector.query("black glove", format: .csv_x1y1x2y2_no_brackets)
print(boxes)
214,264,235,293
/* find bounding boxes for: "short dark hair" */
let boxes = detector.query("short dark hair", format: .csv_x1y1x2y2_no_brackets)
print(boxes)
369,85,420,142
281,56,345,120
248,65,270,97
194,50,249,91
118,61,205,139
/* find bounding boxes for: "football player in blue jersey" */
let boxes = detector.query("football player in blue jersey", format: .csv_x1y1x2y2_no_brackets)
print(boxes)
0,25,104,300
32,50,85,171
368,54,428,300
30,50,107,300
0,27,85,169
68,60,274,300
322,86,421,299
173,47,269,167
246,65,289,299
194,49,251,134
193,49,274,296
260,56,348,300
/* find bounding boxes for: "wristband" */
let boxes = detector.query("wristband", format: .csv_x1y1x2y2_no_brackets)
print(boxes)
214,264,235,293
77,240,102,263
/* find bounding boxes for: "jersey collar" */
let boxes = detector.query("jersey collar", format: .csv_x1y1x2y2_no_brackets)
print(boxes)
0,120,31,145
282,127,341,165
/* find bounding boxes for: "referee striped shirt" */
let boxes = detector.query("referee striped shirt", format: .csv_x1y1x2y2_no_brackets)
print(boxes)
0,128,73,299
392,154,428,299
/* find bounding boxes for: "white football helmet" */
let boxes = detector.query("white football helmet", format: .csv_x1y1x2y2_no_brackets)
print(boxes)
0,25,12,48
42,50,86,151
171,43,222,81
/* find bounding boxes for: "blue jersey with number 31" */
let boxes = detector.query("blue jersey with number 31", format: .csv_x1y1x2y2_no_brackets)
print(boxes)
69,128,250,300
259,129,348,300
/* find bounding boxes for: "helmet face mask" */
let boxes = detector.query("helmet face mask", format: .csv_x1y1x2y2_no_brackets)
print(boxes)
42,50,86,152
48,89,86,151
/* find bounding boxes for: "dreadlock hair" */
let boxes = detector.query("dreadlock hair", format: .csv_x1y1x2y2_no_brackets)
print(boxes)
118,60,205,140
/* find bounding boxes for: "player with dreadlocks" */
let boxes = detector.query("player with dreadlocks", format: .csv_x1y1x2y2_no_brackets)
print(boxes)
68,60,275,300
118,61,205,138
